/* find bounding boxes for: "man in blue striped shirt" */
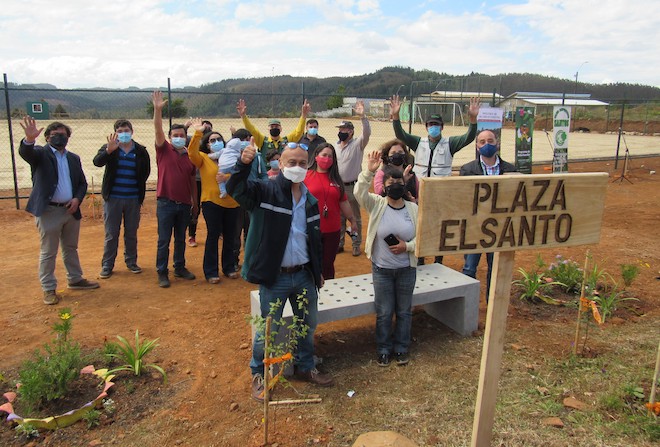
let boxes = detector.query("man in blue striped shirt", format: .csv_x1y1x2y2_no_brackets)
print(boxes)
93,119,151,279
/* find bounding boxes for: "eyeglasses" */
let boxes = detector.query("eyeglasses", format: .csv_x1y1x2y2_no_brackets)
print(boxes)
286,142,308,151
209,138,222,143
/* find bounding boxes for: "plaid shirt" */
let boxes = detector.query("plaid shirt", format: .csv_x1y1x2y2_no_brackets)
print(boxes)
480,156,500,176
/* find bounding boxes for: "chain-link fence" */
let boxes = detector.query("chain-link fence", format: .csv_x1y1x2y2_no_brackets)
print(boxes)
2,75,659,206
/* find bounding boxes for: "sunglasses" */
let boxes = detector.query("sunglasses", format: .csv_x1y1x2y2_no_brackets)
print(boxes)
286,142,308,151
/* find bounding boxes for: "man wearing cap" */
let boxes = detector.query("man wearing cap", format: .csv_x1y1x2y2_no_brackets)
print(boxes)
336,100,370,256
389,95,479,263
299,118,327,163
236,98,310,178
460,130,517,299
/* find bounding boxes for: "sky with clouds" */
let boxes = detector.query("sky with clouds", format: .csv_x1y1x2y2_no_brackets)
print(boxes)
1,0,658,89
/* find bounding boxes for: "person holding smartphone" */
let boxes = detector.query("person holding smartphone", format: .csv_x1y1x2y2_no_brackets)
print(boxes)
355,150,418,367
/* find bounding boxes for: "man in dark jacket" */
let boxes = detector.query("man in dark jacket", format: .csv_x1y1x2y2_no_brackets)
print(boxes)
227,138,334,402
459,130,517,300
93,119,151,279
19,117,100,305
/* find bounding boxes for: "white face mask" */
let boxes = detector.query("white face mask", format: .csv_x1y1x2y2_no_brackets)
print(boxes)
282,166,307,183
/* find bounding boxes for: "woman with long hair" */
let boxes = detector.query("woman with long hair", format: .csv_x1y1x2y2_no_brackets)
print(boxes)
373,139,418,202
305,142,358,279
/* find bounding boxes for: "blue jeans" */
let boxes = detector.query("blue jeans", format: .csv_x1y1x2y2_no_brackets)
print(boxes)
102,197,141,269
250,268,318,376
463,253,494,300
156,198,191,274
371,263,416,355
201,202,241,279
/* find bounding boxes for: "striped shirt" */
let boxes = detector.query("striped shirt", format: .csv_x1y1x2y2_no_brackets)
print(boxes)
109,145,139,199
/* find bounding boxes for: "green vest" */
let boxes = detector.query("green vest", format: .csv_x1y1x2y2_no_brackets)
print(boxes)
261,136,288,155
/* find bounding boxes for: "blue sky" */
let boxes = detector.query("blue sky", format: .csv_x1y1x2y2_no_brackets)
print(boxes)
1,0,658,89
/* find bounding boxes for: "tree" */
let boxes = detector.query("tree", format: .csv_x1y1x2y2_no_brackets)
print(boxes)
326,85,346,109
53,104,69,118
146,98,188,118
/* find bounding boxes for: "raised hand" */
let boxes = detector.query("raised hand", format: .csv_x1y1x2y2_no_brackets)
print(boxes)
20,116,44,143
189,117,206,132
366,150,381,173
302,99,311,117
354,100,365,117
152,90,168,110
389,95,401,119
468,97,480,123
236,99,247,117
241,136,257,164
403,164,413,183
106,133,119,153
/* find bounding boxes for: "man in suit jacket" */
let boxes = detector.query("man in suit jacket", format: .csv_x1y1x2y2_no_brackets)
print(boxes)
459,130,517,301
19,116,99,305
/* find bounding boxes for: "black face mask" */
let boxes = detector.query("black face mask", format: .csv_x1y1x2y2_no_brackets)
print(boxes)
49,133,69,148
337,132,350,142
269,128,281,137
385,183,405,200
389,153,406,166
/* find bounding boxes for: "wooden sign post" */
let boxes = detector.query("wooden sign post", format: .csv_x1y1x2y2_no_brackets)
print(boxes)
416,173,608,447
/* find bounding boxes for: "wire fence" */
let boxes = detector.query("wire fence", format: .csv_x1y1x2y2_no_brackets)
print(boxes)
2,75,659,207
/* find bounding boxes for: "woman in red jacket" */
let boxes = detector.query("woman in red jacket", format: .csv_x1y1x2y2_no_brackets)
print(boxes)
305,143,358,279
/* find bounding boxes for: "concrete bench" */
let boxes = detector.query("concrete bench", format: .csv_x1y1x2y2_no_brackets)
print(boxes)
250,263,480,339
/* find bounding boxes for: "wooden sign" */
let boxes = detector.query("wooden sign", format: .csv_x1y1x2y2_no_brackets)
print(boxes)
415,173,608,258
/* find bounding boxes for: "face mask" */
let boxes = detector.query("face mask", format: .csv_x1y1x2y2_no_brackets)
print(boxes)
388,153,406,166
240,141,250,150
385,183,405,200
315,156,333,170
210,140,224,152
49,133,68,148
307,127,318,136
427,125,441,139
479,143,498,158
269,159,279,170
338,132,350,142
282,166,307,183
269,128,281,137
117,132,132,144
171,137,186,149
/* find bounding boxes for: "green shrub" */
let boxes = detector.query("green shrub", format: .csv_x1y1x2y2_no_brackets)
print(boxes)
620,263,640,288
105,330,166,382
547,255,583,294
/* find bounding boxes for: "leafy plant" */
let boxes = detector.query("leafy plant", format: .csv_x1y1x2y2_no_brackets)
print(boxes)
547,255,583,294
584,257,613,294
103,398,116,415
105,330,166,382
591,288,638,323
14,422,39,440
17,308,83,414
82,409,101,429
620,263,640,288
512,266,565,304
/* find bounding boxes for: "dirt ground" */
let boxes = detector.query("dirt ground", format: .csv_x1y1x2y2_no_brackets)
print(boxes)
1,157,659,447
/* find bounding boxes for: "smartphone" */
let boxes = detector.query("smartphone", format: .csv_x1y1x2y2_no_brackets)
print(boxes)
384,233,399,246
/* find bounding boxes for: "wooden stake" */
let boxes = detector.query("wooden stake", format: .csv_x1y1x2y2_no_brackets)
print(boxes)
649,338,660,415
263,316,271,446
91,177,96,220
573,250,591,356
470,251,515,447
269,398,322,406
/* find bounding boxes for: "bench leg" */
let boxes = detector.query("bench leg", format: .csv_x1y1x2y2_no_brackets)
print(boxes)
422,285,480,336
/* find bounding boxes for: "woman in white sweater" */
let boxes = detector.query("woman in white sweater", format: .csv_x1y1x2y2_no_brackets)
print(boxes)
355,150,418,367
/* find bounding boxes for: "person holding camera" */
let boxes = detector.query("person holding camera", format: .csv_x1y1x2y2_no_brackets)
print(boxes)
354,150,418,367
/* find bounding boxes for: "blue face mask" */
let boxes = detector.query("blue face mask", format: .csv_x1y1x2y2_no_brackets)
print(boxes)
428,125,441,138
479,143,498,158
171,137,186,149
210,140,224,152
269,159,279,170
117,132,132,143
307,127,318,136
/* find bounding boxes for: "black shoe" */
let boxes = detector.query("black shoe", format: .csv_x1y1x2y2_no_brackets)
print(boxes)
158,272,170,288
99,268,113,279
395,352,409,366
174,268,195,280
377,354,391,367
68,278,100,289
293,367,334,387
127,264,142,274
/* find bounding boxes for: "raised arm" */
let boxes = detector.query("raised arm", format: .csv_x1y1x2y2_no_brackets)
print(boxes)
18,116,45,164
390,96,420,151
287,99,310,143
354,100,371,150
152,91,167,147
237,99,265,149
186,118,206,168
448,97,479,155
355,150,382,213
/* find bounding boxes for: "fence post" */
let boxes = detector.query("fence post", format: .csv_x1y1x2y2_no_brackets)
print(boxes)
614,101,625,169
167,77,172,130
3,73,21,210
